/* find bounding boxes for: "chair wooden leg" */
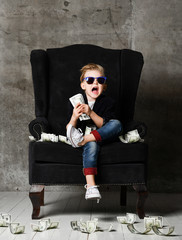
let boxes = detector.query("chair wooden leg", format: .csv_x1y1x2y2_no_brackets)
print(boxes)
120,185,127,206
29,185,45,219
133,184,148,219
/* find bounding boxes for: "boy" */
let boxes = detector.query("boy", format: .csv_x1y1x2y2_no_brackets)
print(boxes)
66,63,122,202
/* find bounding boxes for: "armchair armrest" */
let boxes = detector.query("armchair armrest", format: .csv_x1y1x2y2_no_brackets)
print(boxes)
123,120,147,138
29,117,50,140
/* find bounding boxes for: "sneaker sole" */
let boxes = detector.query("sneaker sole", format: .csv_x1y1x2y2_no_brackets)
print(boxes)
85,194,101,200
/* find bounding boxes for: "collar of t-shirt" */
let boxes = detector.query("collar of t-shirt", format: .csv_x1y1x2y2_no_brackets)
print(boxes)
88,101,95,110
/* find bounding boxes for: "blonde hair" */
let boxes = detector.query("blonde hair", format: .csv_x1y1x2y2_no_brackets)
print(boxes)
80,63,107,90
80,63,105,81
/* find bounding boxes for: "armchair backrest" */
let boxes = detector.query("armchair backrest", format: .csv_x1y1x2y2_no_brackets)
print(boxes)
30,44,143,135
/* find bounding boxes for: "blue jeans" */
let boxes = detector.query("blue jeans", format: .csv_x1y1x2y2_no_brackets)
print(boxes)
82,119,122,175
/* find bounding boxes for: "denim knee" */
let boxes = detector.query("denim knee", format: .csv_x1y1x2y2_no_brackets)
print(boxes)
109,119,122,134
82,141,100,168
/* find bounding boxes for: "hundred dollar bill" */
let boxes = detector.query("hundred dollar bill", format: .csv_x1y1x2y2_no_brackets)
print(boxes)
10,223,25,234
0,213,11,227
152,225,175,236
127,224,152,234
144,216,163,228
117,213,137,224
69,93,90,121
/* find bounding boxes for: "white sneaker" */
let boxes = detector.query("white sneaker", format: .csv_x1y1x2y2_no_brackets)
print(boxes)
84,184,101,203
67,124,84,148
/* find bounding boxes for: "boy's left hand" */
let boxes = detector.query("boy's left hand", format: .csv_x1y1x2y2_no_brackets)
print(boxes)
81,104,91,116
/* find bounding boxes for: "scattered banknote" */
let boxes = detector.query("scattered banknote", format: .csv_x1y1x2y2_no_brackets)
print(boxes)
29,136,36,141
69,93,90,121
71,218,113,234
127,224,152,234
29,132,71,145
119,129,143,143
152,225,175,236
0,220,7,227
39,133,59,142
31,218,59,232
0,213,11,227
58,135,71,145
144,216,163,228
127,224,175,236
117,213,137,224
9,223,25,234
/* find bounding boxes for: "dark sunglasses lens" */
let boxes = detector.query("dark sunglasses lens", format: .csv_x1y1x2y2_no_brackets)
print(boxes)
86,77,95,84
98,77,106,84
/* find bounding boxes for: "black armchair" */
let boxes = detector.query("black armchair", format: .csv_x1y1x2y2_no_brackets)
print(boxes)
28,44,148,219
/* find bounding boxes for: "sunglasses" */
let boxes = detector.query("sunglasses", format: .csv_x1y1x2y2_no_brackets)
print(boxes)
83,76,107,85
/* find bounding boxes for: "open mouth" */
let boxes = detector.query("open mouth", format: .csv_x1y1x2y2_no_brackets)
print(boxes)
92,86,99,94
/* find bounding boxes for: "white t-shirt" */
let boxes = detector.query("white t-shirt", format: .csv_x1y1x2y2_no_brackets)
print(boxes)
85,101,96,135
88,101,95,110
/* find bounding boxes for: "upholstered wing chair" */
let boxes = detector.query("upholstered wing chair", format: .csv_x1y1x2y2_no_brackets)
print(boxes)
28,44,148,219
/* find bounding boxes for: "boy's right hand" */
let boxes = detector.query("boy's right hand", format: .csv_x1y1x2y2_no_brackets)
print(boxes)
72,103,83,121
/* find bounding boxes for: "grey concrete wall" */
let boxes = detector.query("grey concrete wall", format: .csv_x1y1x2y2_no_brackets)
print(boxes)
0,0,181,192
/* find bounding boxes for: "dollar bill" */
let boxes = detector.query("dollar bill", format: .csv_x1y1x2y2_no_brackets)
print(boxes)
0,213,11,227
119,130,143,143
9,223,25,234
47,222,59,229
40,133,59,142
127,224,152,234
117,213,137,224
152,226,175,236
117,216,127,224
59,135,71,145
126,213,137,224
31,223,46,232
71,218,113,234
144,216,163,228
0,220,7,227
86,221,97,234
69,93,90,121
31,219,59,232
96,223,113,232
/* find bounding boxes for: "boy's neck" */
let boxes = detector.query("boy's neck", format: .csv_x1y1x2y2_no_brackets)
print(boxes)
85,93,96,102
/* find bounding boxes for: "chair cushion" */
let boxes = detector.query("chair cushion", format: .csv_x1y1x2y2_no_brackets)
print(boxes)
30,141,148,165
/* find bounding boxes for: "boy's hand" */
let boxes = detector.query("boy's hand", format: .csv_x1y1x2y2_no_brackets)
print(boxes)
81,104,91,116
72,103,83,120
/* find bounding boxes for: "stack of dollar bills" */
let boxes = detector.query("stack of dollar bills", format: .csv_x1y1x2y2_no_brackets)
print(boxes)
69,93,90,121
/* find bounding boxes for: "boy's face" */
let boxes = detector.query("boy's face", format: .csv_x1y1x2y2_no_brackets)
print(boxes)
81,70,104,101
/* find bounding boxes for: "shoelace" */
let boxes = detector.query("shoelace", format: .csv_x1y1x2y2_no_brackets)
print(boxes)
73,128,83,139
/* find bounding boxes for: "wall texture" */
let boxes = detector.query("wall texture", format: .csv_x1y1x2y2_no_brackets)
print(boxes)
0,0,181,191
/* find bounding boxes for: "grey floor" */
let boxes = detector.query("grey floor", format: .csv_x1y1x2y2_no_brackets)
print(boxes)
0,189,182,240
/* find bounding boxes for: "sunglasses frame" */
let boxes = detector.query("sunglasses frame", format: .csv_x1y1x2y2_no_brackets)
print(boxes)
83,76,107,85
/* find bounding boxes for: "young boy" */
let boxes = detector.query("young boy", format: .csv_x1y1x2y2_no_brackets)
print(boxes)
66,63,122,202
